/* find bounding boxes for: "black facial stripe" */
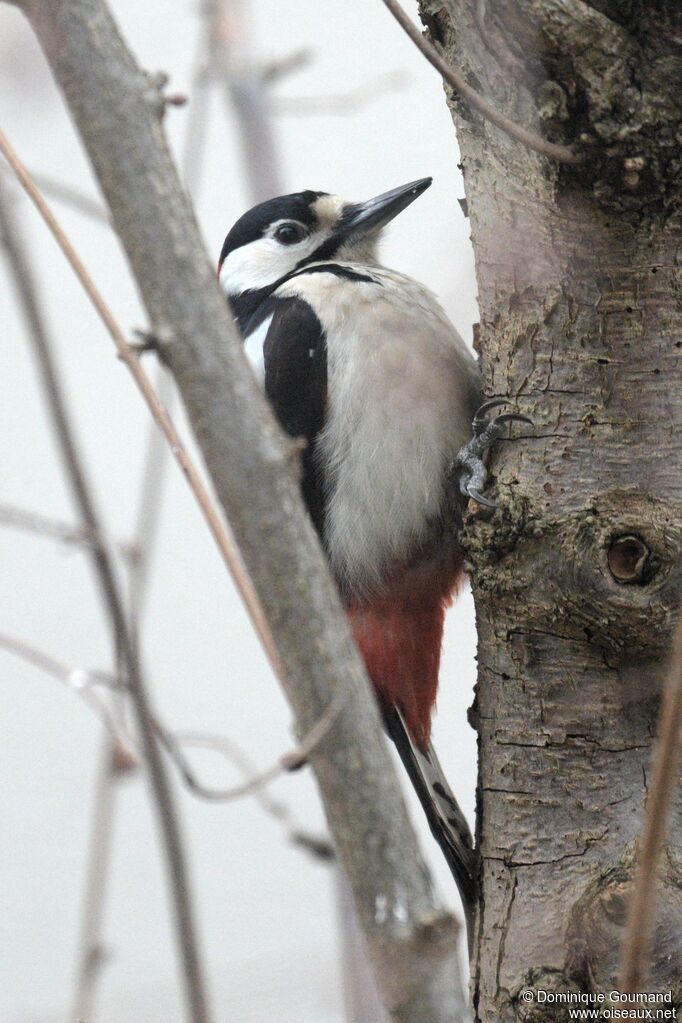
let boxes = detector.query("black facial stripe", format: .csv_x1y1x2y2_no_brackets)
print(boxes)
228,263,379,335
219,190,326,265
299,233,342,265
288,263,377,285
241,293,286,338
230,286,277,335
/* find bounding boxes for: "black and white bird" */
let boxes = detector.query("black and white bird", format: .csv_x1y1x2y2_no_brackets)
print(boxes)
218,178,525,937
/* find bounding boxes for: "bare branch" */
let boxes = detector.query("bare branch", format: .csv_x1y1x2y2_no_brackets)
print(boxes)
619,614,682,992
206,0,283,202
11,1,468,1016
0,501,98,547
160,694,343,802
260,47,313,85
71,740,129,1022
1,625,333,860
126,368,175,624
0,628,132,754
0,181,211,1023
27,169,108,221
0,629,90,684
172,732,335,861
0,501,136,560
380,0,581,165
1,164,109,223
273,71,409,117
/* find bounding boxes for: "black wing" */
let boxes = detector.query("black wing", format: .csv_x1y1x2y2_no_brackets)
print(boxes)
262,297,328,538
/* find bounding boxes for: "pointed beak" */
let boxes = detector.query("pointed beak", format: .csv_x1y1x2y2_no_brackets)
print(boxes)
338,177,432,241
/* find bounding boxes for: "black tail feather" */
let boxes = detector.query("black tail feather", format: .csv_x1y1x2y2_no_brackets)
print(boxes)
385,708,478,950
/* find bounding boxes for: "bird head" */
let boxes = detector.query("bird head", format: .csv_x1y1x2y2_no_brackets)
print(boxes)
218,177,432,301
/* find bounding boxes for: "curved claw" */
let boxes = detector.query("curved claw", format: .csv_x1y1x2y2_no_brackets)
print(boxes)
474,397,508,418
467,487,498,509
472,397,508,431
492,412,534,427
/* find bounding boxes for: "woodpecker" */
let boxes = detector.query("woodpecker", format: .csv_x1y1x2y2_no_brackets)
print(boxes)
218,178,526,937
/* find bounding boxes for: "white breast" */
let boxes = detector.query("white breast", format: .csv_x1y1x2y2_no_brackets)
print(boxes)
277,265,480,596
243,313,273,385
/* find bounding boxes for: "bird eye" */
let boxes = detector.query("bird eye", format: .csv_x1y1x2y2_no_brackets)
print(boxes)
274,222,306,245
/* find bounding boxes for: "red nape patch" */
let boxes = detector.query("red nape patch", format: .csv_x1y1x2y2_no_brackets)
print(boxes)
347,593,449,751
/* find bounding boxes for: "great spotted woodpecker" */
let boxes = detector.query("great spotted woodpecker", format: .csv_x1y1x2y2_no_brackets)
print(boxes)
218,178,526,936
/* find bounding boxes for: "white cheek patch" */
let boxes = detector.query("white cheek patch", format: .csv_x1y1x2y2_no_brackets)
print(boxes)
243,314,273,386
219,231,330,296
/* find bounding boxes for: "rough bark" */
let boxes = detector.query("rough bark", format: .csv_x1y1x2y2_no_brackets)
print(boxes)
9,1,469,1018
420,1,682,1018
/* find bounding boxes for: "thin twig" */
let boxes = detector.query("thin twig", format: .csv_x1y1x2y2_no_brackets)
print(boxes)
30,170,108,222
0,502,136,560
0,182,211,1023
1,164,108,223
208,0,284,202
260,47,313,85
380,0,581,165
619,614,682,992
0,627,333,858
172,732,334,860
0,502,100,548
126,367,175,626
273,71,409,116
71,742,125,1022
159,694,343,802
0,129,283,682
0,630,129,747
0,629,89,683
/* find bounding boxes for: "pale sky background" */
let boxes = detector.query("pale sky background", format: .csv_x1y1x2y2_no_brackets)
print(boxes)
0,2,479,1020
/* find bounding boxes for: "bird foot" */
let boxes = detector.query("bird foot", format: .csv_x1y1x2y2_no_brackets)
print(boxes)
451,398,532,509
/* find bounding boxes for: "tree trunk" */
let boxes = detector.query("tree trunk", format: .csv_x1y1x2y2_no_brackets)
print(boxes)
420,1,682,1018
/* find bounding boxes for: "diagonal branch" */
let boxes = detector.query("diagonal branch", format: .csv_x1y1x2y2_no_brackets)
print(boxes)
380,0,581,165
8,0,469,1017
0,630,129,746
0,501,136,560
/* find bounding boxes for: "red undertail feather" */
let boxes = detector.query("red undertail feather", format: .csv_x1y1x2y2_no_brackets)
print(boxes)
348,569,461,749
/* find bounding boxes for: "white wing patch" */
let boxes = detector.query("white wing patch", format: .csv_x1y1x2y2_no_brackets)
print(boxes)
243,314,273,387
